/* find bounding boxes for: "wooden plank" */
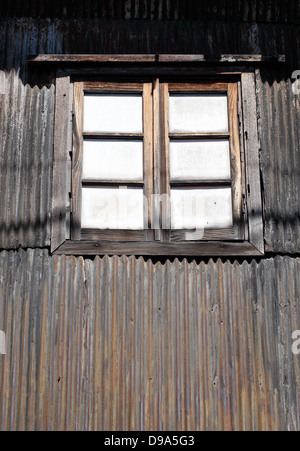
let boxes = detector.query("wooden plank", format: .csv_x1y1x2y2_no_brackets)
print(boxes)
152,79,161,241
71,82,84,240
51,75,72,253
160,83,171,241
28,54,285,64
159,54,285,63
241,72,264,254
83,132,143,139
143,82,154,240
54,240,263,256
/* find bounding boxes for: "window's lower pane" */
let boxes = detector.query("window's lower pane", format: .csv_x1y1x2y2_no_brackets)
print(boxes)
171,187,233,229
81,187,144,230
82,140,143,181
170,139,231,181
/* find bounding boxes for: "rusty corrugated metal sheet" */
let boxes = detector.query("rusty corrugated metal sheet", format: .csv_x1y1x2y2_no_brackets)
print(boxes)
0,17,299,252
0,0,299,23
0,249,299,431
0,73,54,249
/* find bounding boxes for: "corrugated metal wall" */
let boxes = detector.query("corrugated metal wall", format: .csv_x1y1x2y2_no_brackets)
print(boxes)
0,249,299,431
0,17,299,252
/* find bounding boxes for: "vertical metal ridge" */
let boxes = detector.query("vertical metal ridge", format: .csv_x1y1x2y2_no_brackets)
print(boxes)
0,250,300,430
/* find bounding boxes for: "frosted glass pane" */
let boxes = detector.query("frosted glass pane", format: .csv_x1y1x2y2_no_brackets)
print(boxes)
82,140,143,181
170,139,231,180
84,94,143,133
169,94,228,133
171,187,233,229
81,187,144,229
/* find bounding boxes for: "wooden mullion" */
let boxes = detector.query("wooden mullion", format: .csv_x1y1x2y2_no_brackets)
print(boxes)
71,82,84,240
160,82,171,242
143,82,154,239
228,82,244,239
29,54,285,65
55,240,264,256
51,74,72,252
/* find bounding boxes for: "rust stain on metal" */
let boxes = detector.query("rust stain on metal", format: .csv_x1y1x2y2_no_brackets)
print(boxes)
0,250,299,430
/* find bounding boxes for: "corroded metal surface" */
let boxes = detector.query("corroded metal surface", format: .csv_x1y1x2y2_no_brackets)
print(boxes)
0,17,299,252
0,249,299,431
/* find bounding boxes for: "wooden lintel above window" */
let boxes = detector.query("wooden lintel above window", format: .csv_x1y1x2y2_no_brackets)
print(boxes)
28,54,286,64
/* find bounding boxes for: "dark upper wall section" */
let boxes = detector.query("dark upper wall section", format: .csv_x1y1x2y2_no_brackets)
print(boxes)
0,0,299,23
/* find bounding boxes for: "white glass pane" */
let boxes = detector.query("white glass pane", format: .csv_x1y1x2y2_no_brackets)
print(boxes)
81,187,144,230
82,140,143,181
171,187,233,229
169,94,228,133
170,139,231,180
84,94,143,133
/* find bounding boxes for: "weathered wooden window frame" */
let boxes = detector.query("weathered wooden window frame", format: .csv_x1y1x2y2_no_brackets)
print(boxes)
48,56,267,256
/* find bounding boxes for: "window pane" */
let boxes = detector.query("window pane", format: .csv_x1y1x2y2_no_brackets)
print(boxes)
84,94,143,133
169,94,228,133
81,187,144,230
171,187,233,229
170,139,231,181
82,140,143,181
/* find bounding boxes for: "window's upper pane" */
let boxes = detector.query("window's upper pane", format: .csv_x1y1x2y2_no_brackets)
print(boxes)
170,139,231,181
169,93,228,133
82,140,144,181
84,94,143,133
171,187,233,229
81,187,144,230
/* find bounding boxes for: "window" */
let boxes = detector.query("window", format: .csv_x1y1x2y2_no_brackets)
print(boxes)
50,59,264,256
